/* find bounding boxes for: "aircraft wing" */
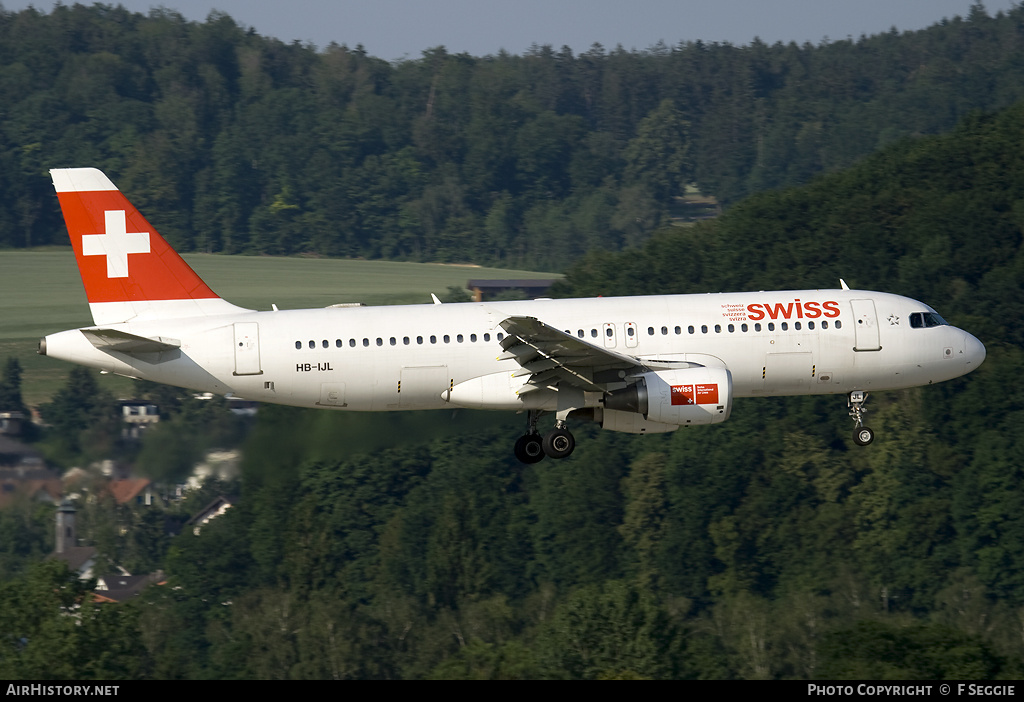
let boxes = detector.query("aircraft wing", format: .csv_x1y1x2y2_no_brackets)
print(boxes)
499,315,655,394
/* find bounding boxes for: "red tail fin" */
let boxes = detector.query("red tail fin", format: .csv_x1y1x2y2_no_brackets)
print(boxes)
51,168,245,325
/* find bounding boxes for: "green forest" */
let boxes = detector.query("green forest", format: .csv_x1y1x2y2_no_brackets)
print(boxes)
3,3,1024,267
3,1,1024,680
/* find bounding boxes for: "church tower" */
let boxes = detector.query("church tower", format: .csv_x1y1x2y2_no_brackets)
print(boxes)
55,497,76,554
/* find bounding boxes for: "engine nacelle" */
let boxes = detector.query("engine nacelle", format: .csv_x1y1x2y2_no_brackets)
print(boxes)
600,408,680,434
603,367,732,428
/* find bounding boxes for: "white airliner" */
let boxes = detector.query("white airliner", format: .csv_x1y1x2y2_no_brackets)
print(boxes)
39,168,986,462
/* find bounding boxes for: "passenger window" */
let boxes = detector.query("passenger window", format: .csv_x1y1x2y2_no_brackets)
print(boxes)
430,335,437,344
701,325,708,334
768,323,775,332
390,337,396,346
336,339,342,348
578,330,584,338
417,336,424,344
688,325,695,334
457,334,464,343
443,335,450,343
591,329,598,338
497,333,504,341
822,321,828,329
781,322,788,331
808,321,815,330
661,326,668,335
376,338,383,346
675,326,681,335
295,341,301,350
727,324,734,333
645,327,652,336
606,328,613,337
755,323,762,332
794,322,801,330
362,338,369,347
484,333,491,342
404,337,410,345
741,323,748,332
349,339,356,347
715,324,721,333
322,340,329,348
308,340,315,349
835,320,842,329
471,334,477,342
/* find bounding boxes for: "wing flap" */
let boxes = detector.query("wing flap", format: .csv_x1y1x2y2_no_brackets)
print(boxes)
498,315,643,394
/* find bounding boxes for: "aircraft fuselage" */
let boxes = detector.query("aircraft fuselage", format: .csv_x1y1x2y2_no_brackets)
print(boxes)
42,289,984,413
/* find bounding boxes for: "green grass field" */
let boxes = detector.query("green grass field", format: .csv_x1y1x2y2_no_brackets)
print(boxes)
0,249,561,407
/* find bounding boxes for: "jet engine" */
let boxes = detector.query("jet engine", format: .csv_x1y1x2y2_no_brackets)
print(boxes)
601,367,732,432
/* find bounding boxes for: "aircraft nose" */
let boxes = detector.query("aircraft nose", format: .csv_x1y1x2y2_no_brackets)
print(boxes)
964,332,986,371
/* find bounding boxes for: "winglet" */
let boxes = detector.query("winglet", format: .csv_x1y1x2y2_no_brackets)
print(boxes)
840,278,850,290
431,293,442,305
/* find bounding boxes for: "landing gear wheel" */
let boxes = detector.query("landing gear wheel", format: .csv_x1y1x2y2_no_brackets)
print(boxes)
543,427,576,459
847,391,873,447
853,426,875,446
514,433,545,464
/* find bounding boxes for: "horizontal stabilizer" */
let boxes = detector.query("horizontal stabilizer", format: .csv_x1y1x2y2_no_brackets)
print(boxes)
81,328,181,354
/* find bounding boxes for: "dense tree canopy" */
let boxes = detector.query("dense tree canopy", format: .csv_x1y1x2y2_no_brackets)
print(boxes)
3,3,1024,267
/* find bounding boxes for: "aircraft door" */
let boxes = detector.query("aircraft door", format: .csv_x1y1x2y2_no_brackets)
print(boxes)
602,323,617,348
850,299,882,351
233,322,262,375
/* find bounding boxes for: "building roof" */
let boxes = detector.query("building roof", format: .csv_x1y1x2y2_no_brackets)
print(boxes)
467,279,557,289
0,462,62,509
105,478,151,505
0,435,43,462
94,572,164,602
49,546,97,575
186,495,236,534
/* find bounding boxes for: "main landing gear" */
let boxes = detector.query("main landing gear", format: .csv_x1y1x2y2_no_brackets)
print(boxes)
848,390,875,446
514,410,576,463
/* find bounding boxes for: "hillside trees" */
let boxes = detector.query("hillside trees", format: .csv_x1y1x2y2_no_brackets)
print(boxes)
3,4,1024,265
0,356,27,417
0,560,150,680
39,366,120,465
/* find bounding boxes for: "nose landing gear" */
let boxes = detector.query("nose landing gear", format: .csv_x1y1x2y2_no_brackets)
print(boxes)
848,391,874,446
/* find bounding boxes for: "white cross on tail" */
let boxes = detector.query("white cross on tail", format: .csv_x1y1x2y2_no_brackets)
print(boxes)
81,210,151,278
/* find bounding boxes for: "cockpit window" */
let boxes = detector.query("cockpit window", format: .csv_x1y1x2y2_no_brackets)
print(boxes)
910,312,949,328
